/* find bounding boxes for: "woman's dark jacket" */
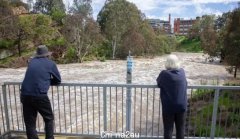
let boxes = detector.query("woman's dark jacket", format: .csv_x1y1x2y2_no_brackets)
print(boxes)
156,68,187,114
21,57,61,96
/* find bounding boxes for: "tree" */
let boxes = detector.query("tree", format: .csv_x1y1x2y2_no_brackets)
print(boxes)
139,20,157,55
223,9,240,78
0,14,32,57
70,0,92,17
62,14,102,63
0,0,27,57
50,6,66,25
97,0,143,59
121,27,146,57
214,12,231,63
0,0,13,18
188,18,201,39
0,15,19,53
5,14,59,56
61,0,102,63
214,12,230,31
200,15,219,57
33,0,65,14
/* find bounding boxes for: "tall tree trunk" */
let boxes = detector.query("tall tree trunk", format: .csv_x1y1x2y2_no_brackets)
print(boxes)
75,27,81,63
112,19,117,59
17,41,21,57
234,66,237,78
17,30,21,57
112,37,117,59
80,44,90,63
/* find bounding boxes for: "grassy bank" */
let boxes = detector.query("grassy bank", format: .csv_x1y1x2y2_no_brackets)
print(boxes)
187,83,240,137
176,36,202,53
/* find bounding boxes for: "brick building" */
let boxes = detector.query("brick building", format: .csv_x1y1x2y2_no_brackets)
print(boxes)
148,14,171,34
174,17,199,35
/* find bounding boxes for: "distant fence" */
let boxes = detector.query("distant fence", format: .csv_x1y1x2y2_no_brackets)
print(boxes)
0,82,240,138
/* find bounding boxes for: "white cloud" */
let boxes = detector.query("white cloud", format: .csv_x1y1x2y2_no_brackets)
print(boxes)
163,5,187,15
127,0,160,11
193,2,223,16
147,15,169,21
192,0,239,4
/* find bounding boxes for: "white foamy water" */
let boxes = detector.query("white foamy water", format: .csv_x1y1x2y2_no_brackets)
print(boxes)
0,52,233,85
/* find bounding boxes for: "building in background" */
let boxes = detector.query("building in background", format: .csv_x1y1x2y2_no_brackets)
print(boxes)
148,14,171,34
174,17,199,36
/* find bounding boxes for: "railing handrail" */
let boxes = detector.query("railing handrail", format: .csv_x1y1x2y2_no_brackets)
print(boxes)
3,82,240,90
1,81,240,138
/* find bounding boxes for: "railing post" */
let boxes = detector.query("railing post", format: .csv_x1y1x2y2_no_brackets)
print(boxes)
210,88,220,139
126,52,133,132
2,84,10,132
103,86,107,131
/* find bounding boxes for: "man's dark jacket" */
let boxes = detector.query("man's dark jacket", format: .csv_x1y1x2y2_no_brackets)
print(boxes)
156,68,187,114
21,57,61,96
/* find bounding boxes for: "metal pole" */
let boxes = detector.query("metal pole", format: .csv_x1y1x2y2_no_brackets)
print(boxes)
2,85,10,132
126,51,133,132
210,89,220,139
103,86,107,131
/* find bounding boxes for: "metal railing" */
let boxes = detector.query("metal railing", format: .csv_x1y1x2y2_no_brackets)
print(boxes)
0,82,240,138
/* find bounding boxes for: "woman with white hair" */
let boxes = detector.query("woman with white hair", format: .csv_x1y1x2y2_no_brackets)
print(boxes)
156,54,187,139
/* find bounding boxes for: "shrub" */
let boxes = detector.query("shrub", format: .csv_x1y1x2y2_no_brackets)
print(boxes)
65,46,76,63
0,39,15,49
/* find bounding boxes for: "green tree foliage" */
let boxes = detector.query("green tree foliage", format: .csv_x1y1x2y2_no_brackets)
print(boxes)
50,7,66,25
188,18,201,39
14,14,60,56
61,0,102,63
33,15,59,44
0,0,13,18
214,12,231,63
62,14,102,63
193,11,239,78
0,0,177,66
97,0,174,59
33,0,65,14
200,15,218,56
214,12,230,30
0,10,14,40
70,0,92,17
121,27,146,57
0,0,29,56
10,14,59,48
223,8,240,78
0,16,18,50
97,0,143,59
139,21,158,55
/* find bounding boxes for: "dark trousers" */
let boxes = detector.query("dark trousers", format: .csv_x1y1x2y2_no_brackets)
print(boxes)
21,95,54,139
162,112,186,139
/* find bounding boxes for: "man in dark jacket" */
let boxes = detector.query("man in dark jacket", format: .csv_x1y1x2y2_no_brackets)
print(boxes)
21,45,61,139
156,54,187,139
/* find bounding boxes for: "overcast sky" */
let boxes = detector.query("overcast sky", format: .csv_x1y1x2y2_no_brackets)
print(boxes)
71,0,239,22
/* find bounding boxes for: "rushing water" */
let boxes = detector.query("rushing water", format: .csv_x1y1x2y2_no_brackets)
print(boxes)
0,52,233,86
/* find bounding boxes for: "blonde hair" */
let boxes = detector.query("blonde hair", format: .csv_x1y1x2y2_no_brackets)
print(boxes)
165,54,180,70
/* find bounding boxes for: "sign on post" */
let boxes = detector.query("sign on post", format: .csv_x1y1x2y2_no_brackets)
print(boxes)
126,51,133,132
